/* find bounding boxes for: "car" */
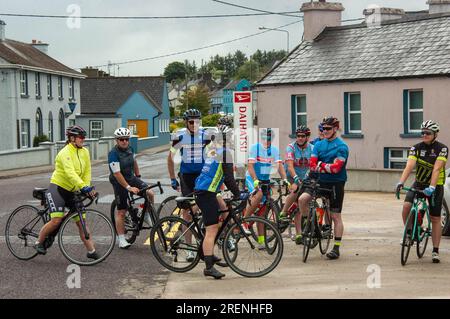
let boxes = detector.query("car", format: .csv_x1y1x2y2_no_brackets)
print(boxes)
442,168,450,235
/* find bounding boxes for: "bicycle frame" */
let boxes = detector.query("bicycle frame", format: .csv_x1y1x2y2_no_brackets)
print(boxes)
402,187,432,241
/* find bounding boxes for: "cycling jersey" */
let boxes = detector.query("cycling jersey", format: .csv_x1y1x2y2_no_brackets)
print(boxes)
311,138,349,183
311,137,322,145
285,142,313,180
108,145,136,181
408,141,448,186
50,143,91,192
195,147,240,197
170,128,213,174
246,143,282,181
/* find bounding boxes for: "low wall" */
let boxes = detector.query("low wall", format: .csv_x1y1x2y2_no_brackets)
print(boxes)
346,168,415,192
0,147,51,170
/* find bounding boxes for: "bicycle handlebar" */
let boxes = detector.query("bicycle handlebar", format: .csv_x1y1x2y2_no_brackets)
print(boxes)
73,191,99,207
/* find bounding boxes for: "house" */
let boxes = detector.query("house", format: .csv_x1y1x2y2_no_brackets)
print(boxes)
0,20,85,151
256,0,450,171
222,79,252,114
210,88,224,114
79,76,170,150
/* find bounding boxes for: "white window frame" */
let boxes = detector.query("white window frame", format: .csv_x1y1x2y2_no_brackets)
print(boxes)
69,78,74,100
295,95,307,127
35,72,41,97
21,119,30,148
408,89,423,134
58,76,63,99
388,148,409,169
20,70,28,96
47,74,52,98
90,120,103,138
348,92,362,134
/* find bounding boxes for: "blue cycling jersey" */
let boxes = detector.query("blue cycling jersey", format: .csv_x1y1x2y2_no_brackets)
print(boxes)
246,143,281,181
170,128,212,174
285,142,313,180
108,145,136,180
195,148,230,193
312,138,349,183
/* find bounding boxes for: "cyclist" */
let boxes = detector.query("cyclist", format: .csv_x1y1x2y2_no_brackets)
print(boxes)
33,125,98,258
168,108,213,261
194,123,245,279
109,127,154,249
242,128,289,247
311,123,324,145
396,120,448,263
298,116,349,260
279,125,314,244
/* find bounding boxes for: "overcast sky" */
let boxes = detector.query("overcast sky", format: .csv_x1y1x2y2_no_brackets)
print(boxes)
1,0,430,76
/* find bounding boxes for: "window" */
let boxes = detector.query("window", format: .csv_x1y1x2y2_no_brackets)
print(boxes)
21,119,30,148
20,70,28,96
35,72,41,98
58,76,63,99
404,90,423,133
35,108,43,137
385,148,409,169
59,109,65,140
69,78,75,100
69,119,76,127
47,74,52,98
345,92,362,133
291,95,306,134
48,111,53,142
90,120,103,138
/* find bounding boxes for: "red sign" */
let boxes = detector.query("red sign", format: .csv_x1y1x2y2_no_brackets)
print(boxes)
234,92,251,103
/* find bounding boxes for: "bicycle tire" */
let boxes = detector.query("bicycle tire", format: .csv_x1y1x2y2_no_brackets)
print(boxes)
5,205,44,260
303,208,316,263
215,226,238,268
150,216,201,273
59,209,115,266
319,208,332,255
110,199,138,245
401,209,414,266
223,216,283,278
416,211,430,259
263,202,280,243
156,195,180,219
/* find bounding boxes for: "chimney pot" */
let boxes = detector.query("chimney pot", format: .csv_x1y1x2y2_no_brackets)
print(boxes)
0,20,6,42
300,1,345,42
427,0,450,14
363,6,405,25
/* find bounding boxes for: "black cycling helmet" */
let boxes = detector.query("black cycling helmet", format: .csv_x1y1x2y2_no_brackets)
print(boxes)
218,115,233,127
296,125,311,136
66,125,87,137
321,116,340,129
183,108,201,121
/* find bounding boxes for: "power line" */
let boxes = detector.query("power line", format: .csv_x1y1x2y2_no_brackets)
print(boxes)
0,11,302,20
211,0,301,18
80,20,302,69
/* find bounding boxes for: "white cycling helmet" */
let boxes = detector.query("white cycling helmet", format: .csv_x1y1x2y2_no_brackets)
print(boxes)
114,127,131,138
421,120,440,133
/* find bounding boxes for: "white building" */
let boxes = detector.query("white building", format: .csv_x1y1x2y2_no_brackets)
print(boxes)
0,20,85,151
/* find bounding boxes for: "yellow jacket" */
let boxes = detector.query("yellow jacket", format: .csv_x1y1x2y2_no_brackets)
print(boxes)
50,143,91,191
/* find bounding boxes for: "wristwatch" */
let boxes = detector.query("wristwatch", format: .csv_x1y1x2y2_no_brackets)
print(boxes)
126,185,131,191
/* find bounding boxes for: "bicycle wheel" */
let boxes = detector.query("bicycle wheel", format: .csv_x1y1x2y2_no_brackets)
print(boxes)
59,209,115,266
401,209,415,266
319,208,332,255
5,205,45,260
302,209,316,263
110,200,138,244
150,216,201,272
264,202,280,243
223,216,283,278
215,226,238,268
416,210,430,259
157,195,180,219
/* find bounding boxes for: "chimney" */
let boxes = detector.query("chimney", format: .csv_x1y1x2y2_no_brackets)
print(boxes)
428,0,450,14
363,6,405,26
31,40,50,55
0,20,6,42
300,1,345,42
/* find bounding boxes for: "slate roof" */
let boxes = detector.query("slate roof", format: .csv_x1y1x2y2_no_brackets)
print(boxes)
258,13,450,86
0,39,82,77
80,77,166,114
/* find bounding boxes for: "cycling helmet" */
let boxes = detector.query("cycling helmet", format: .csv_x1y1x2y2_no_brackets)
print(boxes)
296,125,311,136
66,125,87,137
183,108,201,120
114,127,131,138
260,128,275,141
421,120,440,133
321,116,340,129
218,124,233,139
218,115,233,127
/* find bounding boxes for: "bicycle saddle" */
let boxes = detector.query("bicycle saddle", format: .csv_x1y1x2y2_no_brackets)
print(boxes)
33,188,48,200
175,197,196,209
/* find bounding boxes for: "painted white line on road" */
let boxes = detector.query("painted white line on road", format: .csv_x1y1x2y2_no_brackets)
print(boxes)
0,212,11,219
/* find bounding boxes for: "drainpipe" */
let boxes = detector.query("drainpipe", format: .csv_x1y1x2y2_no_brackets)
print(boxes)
152,111,163,136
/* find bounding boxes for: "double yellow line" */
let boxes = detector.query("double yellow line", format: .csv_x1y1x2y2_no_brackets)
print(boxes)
144,208,181,245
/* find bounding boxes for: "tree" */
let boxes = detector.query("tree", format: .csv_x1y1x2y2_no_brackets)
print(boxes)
235,60,260,82
163,62,187,83
178,85,211,116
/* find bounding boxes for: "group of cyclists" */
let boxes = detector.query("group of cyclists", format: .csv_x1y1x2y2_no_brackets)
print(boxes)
31,105,448,278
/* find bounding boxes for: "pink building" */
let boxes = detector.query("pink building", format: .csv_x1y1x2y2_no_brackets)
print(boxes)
256,0,450,171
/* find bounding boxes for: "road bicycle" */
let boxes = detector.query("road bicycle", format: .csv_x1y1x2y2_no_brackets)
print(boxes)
5,187,115,266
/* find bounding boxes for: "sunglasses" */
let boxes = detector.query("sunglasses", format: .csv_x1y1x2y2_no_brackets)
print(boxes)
76,136,86,140
296,134,307,138
421,131,433,136
322,126,333,131
188,120,197,125
118,138,129,142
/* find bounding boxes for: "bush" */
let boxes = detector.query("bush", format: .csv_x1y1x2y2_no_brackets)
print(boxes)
170,122,185,132
33,135,49,147
201,114,221,127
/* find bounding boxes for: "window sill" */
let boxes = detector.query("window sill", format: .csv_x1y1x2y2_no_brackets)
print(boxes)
20,94,29,99
58,97,64,101
342,133,364,139
36,95,42,100
48,96,53,100
400,133,421,138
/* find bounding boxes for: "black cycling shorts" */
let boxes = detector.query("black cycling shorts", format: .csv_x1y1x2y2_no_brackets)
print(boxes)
404,182,444,217
179,172,200,196
45,183,78,219
195,191,220,227
303,182,346,213
110,176,148,210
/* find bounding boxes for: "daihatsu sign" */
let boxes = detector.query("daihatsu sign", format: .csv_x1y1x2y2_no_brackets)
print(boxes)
233,91,253,165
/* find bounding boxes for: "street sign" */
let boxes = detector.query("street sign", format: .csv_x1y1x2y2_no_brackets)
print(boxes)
233,91,253,166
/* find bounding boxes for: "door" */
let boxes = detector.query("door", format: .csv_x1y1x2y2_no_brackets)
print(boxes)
127,120,148,138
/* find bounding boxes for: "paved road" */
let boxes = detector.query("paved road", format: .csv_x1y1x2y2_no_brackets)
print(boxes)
0,151,177,299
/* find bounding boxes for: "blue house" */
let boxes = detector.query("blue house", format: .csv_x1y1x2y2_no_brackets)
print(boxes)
79,76,170,151
210,88,224,114
222,79,252,114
